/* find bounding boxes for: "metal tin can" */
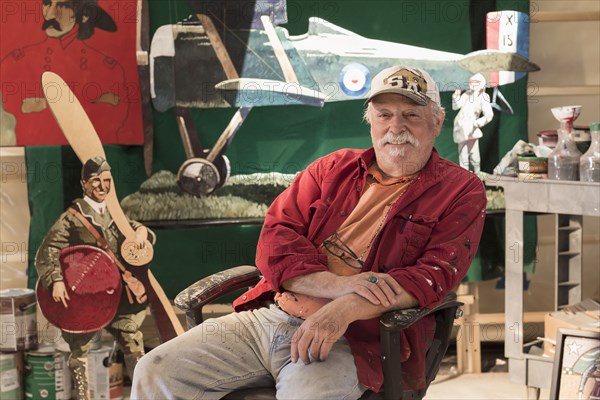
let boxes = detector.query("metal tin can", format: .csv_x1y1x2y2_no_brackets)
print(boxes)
0,289,38,352
88,345,123,400
0,352,23,400
24,346,71,400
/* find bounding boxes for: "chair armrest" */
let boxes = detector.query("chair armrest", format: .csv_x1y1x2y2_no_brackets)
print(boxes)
379,292,463,400
175,265,261,326
380,292,463,333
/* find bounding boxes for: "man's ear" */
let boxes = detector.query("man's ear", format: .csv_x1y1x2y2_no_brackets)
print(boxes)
434,110,445,137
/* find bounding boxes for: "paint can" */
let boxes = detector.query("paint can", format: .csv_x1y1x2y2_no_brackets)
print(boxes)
0,289,38,352
88,345,123,400
24,345,71,400
0,352,24,400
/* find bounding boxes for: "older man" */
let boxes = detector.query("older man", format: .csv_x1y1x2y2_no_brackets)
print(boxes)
131,66,486,399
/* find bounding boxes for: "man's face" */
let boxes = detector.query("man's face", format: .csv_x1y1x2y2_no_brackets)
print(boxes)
369,94,444,176
42,0,76,38
469,78,484,92
83,171,112,203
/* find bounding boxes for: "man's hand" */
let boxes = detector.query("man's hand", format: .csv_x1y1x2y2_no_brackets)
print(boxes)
134,226,148,249
332,272,404,308
452,89,462,99
21,97,47,113
52,281,70,308
291,301,350,364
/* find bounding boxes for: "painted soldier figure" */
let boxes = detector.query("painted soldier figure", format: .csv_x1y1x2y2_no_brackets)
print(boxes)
35,157,154,399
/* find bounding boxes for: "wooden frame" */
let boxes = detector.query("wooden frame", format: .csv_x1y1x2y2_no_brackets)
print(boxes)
549,328,600,400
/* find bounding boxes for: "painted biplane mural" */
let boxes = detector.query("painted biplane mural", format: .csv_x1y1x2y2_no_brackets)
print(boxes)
148,0,539,196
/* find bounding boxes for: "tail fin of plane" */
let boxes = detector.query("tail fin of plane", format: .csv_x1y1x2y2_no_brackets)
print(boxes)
486,10,531,87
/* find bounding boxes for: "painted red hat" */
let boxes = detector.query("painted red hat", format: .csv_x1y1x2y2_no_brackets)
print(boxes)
37,245,122,333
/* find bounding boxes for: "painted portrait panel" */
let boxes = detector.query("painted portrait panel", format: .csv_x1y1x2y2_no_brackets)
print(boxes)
1,0,143,146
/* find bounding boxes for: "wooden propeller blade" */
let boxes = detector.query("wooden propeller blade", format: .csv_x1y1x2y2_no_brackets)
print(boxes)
149,271,185,337
41,71,152,265
41,71,183,339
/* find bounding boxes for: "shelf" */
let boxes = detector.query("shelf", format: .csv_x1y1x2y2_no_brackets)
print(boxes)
558,251,581,257
557,281,580,287
558,226,581,232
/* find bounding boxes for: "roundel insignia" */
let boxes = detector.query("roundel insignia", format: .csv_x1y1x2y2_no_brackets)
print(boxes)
338,63,370,97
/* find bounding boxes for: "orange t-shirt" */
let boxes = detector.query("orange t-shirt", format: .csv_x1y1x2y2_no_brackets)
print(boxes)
276,163,416,318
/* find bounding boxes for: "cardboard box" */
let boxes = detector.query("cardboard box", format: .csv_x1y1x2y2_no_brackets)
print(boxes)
543,299,600,357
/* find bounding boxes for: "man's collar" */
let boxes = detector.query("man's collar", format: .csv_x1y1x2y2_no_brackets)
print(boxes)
357,148,376,177
83,196,107,215
58,26,78,49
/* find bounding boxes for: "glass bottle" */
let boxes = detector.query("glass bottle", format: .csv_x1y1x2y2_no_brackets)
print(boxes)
548,106,582,181
580,122,600,182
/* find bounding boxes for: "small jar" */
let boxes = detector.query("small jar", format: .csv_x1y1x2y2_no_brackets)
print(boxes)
580,122,600,182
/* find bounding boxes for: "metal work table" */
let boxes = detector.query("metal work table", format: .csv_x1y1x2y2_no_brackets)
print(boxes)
484,176,600,395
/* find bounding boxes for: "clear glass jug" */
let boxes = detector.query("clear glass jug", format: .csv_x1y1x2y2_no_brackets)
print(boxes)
580,121,600,182
547,106,582,181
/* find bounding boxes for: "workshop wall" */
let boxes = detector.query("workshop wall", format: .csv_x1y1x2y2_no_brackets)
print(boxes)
22,0,533,297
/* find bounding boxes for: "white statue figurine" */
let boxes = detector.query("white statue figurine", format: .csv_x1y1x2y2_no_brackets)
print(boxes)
452,73,494,174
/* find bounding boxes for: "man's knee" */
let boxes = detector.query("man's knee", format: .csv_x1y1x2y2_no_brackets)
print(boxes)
277,377,365,400
132,350,164,384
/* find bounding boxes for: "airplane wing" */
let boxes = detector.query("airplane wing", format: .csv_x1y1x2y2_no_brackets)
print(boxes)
458,50,539,75
216,78,325,107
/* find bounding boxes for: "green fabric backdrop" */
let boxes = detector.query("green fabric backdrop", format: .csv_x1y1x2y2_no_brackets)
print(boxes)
26,0,536,297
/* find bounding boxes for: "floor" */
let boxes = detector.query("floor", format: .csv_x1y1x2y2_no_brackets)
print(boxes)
122,373,547,399
425,372,549,399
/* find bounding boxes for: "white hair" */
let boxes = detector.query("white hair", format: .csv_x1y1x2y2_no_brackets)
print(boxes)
362,100,445,125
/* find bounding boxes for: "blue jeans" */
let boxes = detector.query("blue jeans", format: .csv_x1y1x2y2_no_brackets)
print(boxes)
131,305,366,399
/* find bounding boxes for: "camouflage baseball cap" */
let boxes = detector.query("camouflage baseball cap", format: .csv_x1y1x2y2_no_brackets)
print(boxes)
365,66,441,106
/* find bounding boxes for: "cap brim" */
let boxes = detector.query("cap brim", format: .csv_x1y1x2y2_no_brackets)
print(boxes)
364,88,429,106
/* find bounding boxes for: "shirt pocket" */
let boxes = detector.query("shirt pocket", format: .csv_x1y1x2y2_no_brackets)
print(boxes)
307,200,331,242
399,214,438,266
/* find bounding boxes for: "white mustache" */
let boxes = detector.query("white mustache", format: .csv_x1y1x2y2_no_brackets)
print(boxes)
378,131,420,147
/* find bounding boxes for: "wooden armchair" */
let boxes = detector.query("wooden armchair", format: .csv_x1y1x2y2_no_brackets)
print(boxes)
175,266,463,400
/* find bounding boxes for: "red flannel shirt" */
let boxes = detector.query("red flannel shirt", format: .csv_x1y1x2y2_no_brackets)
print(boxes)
234,148,487,392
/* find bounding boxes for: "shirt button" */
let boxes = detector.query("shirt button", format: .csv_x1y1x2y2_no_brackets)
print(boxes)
356,186,362,192
242,295,247,300
340,211,346,216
